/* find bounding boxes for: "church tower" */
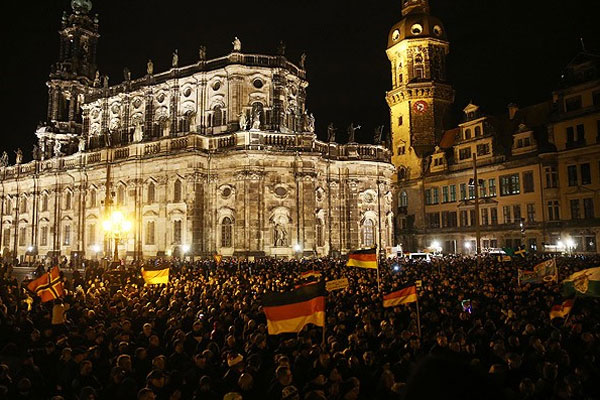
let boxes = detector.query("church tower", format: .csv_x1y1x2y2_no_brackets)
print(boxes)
37,0,99,158
386,0,453,248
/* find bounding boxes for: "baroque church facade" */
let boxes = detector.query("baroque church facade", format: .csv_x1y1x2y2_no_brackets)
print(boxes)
0,0,395,261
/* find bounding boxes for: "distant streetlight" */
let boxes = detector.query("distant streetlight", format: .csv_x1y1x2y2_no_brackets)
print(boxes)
182,244,191,255
102,210,132,262
294,243,302,253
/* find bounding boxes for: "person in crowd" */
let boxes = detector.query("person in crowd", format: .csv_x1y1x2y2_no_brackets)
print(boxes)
0,254,599,399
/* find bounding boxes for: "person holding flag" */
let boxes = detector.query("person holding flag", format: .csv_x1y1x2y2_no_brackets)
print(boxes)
262,281,326,337
141,265,169,285
562,266,600,297
383,283,421,337
26,266,65,303
347,247,381,290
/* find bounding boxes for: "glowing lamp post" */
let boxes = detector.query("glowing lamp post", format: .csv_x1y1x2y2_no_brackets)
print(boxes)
102,210,132,262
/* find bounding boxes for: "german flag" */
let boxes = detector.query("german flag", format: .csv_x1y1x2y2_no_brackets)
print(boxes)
263,282,326,335
27,266,64,303
301,270,321,279
141,267,169,284
346,248,378,269
383,284,418,308
550,299,574,320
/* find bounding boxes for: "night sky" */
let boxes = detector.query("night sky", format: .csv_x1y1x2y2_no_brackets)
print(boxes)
1,0,597,161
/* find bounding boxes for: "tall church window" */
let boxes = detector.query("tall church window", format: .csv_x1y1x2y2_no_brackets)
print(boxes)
19,227,26,247
146,221,155,245
40,226,48,247
173,220,182,244
20,198,27,213
362,219,375,248
2,229,10,247
63,225,71,246
221,217,233,248
173,180,182,203
117,186,125,206
400,191,408,207
42,194,48,212
89,189,96,208
6,199,12,214
316,219,324,247
147,182,156,204
213,106,223,127
88,224,96,245
65,191,72,210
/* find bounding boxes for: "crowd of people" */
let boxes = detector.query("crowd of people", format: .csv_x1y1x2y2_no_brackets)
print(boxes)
0,253,599,400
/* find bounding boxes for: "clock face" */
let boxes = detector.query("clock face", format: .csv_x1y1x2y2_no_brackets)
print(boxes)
414,100,428,114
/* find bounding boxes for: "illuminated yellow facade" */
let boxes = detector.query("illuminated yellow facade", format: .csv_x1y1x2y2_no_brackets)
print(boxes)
388,0,600,253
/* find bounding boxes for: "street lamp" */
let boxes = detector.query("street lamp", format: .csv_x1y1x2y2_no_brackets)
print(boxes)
102,210,132,262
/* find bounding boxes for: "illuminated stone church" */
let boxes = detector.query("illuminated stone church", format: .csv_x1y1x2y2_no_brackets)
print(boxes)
0,0,394,261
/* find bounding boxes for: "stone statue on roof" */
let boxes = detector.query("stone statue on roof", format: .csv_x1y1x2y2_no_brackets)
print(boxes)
308,113,315,133
15,149,23,164
233,37,242,52
347,123,361,143
172,49,179,68
277,41,286,56
199,46,207,61
123,67,131,81
299,53,307,69
147,59,154,75
93,70,100,87
327,123,336,142
0,152,8,167
32,145,40,161
374,126,384,145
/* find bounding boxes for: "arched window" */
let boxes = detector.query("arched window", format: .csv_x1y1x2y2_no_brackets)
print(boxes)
42,194,48,212
475,126,482,136
64,192,72,210
464,128,472,140
147,182,155,204
20,197,27,213
145,221,155,245
398,167,407,180
117,186,125,206
362,219,375,248
173,220,182,244
414,54,424,79
400,191,408,207
316,219,324,247
221,217,233,248
173,180,182,203
89,189,96,208
213,106,223,127
6,198,12,214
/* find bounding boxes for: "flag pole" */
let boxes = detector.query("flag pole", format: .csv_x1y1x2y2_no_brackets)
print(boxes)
415,296,422,338
563,297,576,327
376,251,381,293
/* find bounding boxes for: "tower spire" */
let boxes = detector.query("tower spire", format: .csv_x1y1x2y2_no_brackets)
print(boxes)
402,0,430,16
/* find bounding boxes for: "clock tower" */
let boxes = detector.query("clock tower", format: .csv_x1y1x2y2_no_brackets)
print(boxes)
385,0,454,248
